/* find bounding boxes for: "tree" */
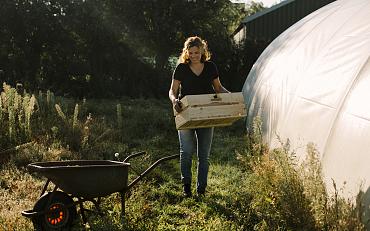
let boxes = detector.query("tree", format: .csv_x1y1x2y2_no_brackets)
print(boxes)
0,0,62,88
0,0,263,97
0,0,165,98
108,0,245,72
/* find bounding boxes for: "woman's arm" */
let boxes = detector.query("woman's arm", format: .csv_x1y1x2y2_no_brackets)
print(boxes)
169,79,182,112
169,79,181,104
212,77,230,93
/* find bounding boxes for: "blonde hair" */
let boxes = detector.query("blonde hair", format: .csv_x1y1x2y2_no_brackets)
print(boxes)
179,36,211,64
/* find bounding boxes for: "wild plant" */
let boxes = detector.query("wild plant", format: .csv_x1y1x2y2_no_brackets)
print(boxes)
248,116,268,157
22,94,36,138
0,95,3,122
247,145,317,230
53,102,92,152
46,90,55,108
117,103,123,129
240,116,364,230
55,104,67,124
35,89,54,117
236,116,268,171
81,113,92,149
72,104,79,131
0,83,37,147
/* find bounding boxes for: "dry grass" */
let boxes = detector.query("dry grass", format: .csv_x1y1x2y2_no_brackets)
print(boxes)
0,164,44,230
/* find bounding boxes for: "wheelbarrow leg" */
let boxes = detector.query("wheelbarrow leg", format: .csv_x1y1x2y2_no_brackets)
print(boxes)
92,197,103,216
40,179,50,197
78,198,88,225
119,153,179,224
120,191,126,223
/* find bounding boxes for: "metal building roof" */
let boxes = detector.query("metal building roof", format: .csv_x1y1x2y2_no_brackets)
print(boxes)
233,0,336,42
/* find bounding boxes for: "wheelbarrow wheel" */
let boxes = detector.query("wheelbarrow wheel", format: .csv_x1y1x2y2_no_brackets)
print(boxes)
32,191,77,230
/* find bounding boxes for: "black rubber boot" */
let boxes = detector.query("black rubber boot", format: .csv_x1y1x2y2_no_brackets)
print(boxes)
197,188,205,196
183,184,192,197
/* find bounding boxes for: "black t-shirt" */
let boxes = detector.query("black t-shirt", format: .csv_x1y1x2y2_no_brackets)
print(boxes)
172,61,219,98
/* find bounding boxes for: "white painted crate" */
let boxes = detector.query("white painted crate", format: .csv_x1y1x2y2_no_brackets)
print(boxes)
174,92,246,130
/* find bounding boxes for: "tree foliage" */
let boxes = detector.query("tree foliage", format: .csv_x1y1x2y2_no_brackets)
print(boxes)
0,0,262,97
110,0,247,90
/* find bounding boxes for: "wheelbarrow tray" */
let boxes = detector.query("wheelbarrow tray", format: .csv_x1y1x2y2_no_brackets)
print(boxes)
28,160,130,199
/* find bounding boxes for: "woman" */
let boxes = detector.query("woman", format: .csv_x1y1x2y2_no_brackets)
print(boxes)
168,36,229,197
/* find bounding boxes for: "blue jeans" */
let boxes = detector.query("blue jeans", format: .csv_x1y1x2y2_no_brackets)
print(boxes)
178,127,214,192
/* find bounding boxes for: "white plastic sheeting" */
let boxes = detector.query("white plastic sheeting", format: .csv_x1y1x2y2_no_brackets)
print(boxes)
242,0,370,200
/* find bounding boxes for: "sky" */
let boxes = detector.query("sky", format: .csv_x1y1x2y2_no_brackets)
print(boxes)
255,0,280,7
231,0,282,8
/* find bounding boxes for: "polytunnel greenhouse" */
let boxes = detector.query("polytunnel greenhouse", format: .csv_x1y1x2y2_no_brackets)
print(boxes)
242,0,370,204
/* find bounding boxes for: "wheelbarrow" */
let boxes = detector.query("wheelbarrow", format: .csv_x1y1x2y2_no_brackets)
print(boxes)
21,151,179,230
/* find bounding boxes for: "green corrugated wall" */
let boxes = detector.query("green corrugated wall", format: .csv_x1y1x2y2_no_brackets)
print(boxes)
243,0,336,42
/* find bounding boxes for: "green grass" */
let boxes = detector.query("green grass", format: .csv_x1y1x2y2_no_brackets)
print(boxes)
0,83,365,230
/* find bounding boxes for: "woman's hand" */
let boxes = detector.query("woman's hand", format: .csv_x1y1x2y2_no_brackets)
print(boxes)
173,99,183,113
169,79,182,113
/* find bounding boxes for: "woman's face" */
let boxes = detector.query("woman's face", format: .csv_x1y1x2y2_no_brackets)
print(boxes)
188,46,202,64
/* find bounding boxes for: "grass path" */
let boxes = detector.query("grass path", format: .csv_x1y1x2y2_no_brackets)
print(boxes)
0,119,250,230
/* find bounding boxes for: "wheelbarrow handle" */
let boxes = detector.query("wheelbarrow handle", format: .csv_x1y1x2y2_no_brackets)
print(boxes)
127,154,179,190
123,151,146,163
21,209,40,218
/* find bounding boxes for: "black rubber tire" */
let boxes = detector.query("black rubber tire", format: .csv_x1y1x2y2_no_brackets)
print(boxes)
32,191,77,230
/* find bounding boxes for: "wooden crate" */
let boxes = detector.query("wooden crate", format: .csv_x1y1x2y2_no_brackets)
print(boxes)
174,92,247,130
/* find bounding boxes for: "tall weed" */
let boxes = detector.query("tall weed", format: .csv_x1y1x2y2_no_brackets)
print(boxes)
0,83,37,148
117,103,123,129
53,103,91,152
240,117,364,230
248,146,317,230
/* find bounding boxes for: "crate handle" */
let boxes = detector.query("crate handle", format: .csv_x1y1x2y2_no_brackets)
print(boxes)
211,94,222,101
